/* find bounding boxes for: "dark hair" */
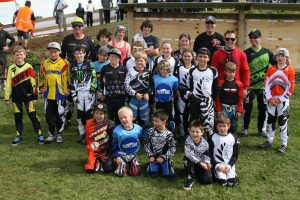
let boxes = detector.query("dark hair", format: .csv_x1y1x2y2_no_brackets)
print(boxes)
140,20,153,32
153,109,169,121
73,45,86,53
182,49,194,58
224,30,236,37
188,120,204,132
25,1,31,6
96,28,112,41
197,47,210,57
215,113,231,126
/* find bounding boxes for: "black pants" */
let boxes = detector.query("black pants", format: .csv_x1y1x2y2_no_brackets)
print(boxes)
183,157,213,184
103,10,110,23
45,99,66,135
13,100,41,136
105,96,125,124
86,12,93,26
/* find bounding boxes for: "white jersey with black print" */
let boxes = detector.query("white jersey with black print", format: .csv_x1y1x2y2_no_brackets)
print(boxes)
184,135,211,164
153,55,180,74
124,66,151,96
174,64,195,99
144,127,176,160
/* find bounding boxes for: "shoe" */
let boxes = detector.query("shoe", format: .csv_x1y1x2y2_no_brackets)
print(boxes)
260,141,272,149
183,178,195,191
56,134,63,143
44,134,57,144
227,179,240,187
77,134,85,144
37,135,44,144
278,145,287,153
12,135,23,146
259,131,267,138
241,129,248,137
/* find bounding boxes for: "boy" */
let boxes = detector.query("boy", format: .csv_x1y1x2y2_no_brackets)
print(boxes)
260,48,295,153
85,103,115,173
99,48,127,123
38,42,70,144
69,45,97,143
187,47,219,136
124,51,151,125
215,62,244,137
5,46,43,145
112,107,143,177
123,41,148,70
183,120,212,191
209,114,239,187
144,109,176,178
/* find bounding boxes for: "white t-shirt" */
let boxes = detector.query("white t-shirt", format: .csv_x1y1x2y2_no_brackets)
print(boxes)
86,3,94,12
54,0,67,11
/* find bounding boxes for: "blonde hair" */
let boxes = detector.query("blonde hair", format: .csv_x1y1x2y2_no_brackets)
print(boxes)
156,60,172,73
134,51,147,62
224,62,237,72
118,106,133,117
14,46,26,54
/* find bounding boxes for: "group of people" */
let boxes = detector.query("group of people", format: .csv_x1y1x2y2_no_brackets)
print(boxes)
2,14,295,191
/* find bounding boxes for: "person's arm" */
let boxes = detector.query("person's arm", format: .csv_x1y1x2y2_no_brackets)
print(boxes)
62,60,70,95
143,129,154,158
112,128,120,158
124,72,136,97
228,136,239,167
264,67,272,102
161,132,176,160
28,65,38,100
268,49,277,65
4,66,12,101
63,0,68,9
37,61,46,92
126,42,131,59
5,31,15,47
215,80,223,112
89,62,97,93
211,67,219,102
60,38,67,59
12,11,17,26
184,138,201,164
237,81,244,113
240,51,250,89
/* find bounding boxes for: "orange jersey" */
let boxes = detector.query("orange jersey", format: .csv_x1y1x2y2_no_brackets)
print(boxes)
265,65,295,103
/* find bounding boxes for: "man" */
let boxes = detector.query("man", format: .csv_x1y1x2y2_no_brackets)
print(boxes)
193,15,225,65
53,0,68,35
0,22,15,68
212,30,250,97
76,3,85,21
12,0,35,50
242,29,276,137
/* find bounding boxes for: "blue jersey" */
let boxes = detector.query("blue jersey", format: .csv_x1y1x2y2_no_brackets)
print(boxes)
153,74,178,103
93,60,110,73
112,124,143,157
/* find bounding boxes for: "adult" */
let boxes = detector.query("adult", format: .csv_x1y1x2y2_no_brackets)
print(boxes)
86,0,94,27
101,0,113,24
173,32,196,63
242,29,276,137
53,0,68,35
133,20,159,69
108,25,131,64
193,15,225,65
76,3,85,21
211,30,250,96
12,0,35,50
91,28,113,62
0,22,15,68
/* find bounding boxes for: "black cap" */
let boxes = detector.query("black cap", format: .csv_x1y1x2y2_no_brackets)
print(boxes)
205,16,216,24
93,103,108,113
248,29,262,37
197,47,211,57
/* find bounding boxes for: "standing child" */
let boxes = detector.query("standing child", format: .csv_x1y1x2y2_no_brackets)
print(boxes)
209,114,239,187
39,42,70,144
187,47,219,136
69,45,97,143
125,51,151,125
112,107,143,177
123,41,147,70
144,109,176,178
260,48,295,153
5,46,43,145
215,62,244,137
183,120,212,191
85,103,115,173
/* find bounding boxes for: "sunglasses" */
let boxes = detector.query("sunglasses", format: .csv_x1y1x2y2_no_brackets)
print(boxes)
249,36,259,39
72,24,83,28
225,38,236,41
133,46,143,51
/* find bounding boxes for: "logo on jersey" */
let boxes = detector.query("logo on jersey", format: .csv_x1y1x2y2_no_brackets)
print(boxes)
120,137,140,154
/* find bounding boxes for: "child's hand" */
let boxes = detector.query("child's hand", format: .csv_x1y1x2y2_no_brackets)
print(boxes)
33,100,38,106
156,157,164,164
216,165,223,172
224,166,231,173
200,162,208,170
143,93,149,101
149,156,155,162
5,100,10,107
236,112,242,119
115,157,121,165
65,89,70,96
136,93,143,100
269,98,277,106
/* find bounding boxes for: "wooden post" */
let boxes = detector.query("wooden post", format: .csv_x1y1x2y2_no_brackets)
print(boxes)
99,9,103,25
127,1,134,42
238,6,246,49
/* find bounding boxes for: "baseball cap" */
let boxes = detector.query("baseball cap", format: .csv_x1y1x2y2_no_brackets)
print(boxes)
93,103,108,113
98,46,110,55
71,17,84,25
108,48,122,58
248,29,262,37
46,42,61,51
205,16,216,24
116,25,126,32
275,48,289,57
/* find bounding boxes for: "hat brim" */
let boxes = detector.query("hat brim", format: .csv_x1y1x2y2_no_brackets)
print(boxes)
46,47,61,51
108,52,121,58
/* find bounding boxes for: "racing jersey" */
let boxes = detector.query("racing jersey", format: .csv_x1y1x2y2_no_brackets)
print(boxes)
152,74,178,103
173,64,195,100
153,55,180,75
184,135,211,164
124,66,151,96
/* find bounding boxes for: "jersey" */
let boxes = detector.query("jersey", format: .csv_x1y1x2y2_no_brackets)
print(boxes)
244,47,276,89
174,64,195,100
124,67,151,96
38,58,70,100
144,127,176,160
152,74,178,103
189,66,219,101
5,63,37,102
112,124,143,157
264,65,295,103
153,55,180,74
184,135,210,164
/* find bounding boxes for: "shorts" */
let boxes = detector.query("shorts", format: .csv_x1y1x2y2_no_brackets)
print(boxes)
17,30,29,39
55,10,64,24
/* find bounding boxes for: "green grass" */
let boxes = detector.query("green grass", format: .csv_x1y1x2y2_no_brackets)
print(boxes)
0,85,299,200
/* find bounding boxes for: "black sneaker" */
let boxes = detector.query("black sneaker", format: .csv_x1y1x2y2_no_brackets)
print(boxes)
278,145,287,153
12,135,23,146
183,178,195,191
260,141,272,149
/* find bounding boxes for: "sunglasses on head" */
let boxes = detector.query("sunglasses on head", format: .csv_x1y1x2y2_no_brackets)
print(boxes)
72,24,83,28
225,38,236,42
249,36,259,39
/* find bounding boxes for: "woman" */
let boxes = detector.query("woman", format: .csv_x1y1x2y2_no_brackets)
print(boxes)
172,33,196,63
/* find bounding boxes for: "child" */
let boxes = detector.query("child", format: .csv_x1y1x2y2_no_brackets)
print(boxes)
123,41,147,70
69,45,97,143
112,107,143,177
209,114,239,187
173,49,195,139
215,62,244,137
85,103,115,173
260,48,295,153
38,42,70,144
5,46,43,145
187,47,219,136
99,48,128,123
153,60,178,132
183,120,212,191
144,109,176,178
124,51,151,125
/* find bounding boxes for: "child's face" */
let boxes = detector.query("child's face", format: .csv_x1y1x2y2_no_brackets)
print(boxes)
182,52,193,66
179,37,190,50
159,67,169,77
94,110,105,123
152,117,166,130
189,126,204,142
135,58,146,69
197,54,210,67
14,51,26,63
225,70,236,80
74,51,86,62
48,49,60,59
119,112,133,128
100,35,109,46
98,53,108,63
217,123,230,136
276,54,287,65
109,54,120,66
162,43,172,57
116,30,126,39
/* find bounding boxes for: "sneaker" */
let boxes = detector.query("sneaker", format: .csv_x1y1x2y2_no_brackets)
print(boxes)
278,145,287,153
12,135,23,146
183,178,195,191
259,131,267,138
260,141,272,149
44,134,57,144
56,134,63,143
241,129,248,137
77,134,85,144
227,179,240,187
37,135,44,144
